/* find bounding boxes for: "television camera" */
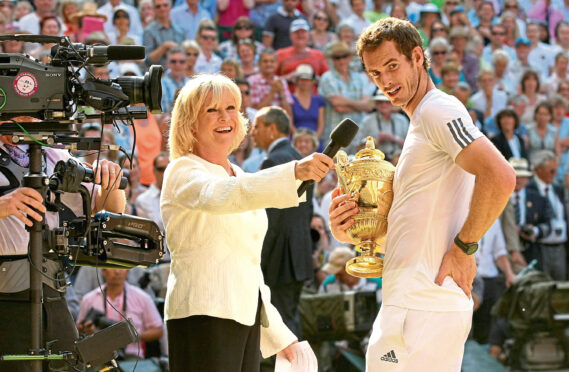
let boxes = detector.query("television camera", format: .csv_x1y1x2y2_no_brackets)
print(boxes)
0,34,166,371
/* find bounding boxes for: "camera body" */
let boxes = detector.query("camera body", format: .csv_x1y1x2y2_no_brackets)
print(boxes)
0,35,163,121
0,54,70,120
83,307,117,330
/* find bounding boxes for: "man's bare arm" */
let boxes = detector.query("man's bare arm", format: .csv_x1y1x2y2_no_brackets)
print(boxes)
435,136,516,297
455,136,516,243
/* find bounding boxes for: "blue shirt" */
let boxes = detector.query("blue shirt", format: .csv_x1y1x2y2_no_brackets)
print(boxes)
318,69,375,146
170,3,211,41
143,21,186,68
291,95,325,133
161,71,189,114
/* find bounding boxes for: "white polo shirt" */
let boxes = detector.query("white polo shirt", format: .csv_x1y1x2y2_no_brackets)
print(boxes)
383,89,483,312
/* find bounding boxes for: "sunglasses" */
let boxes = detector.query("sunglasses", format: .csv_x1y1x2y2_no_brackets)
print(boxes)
154,3,169,8
186,52,199,57
0,3,14,7
505,4,518,8
155,166,167,172
169,59,186,64
314,16,328,21
201,35,217,40
432,50,447,55
432,27,446,32
332,53,351,60
235,25,253,30
241,90,250,96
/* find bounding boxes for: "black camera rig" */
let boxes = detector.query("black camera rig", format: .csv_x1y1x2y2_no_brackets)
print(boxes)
0,35,166,371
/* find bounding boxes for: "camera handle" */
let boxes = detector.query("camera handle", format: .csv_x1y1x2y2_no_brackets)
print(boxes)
22,142,48,372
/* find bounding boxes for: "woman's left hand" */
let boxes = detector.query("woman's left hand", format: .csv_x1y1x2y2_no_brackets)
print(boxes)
279,340,298,363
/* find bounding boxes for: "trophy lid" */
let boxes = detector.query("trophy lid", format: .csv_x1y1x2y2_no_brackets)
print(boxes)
355,137,385,160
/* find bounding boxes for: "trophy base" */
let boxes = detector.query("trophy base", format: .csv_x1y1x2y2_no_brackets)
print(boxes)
345,255,383,278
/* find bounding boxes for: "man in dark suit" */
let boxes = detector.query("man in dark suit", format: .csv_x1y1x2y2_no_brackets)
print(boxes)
252,106,313,337
521,150,566,280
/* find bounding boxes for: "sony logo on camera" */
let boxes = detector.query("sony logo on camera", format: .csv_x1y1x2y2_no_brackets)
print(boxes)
45,73,62,77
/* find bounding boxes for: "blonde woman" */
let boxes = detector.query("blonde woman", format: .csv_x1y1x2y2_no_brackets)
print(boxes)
161,74,333,372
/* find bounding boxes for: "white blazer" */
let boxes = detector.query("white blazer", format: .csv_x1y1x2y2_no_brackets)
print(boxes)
160,154,301,357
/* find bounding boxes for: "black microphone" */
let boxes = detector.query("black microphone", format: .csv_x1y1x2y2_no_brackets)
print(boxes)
297,118,359,197
105,45,146,60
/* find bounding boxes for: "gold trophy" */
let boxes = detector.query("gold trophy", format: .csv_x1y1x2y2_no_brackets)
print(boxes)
334,137,395,278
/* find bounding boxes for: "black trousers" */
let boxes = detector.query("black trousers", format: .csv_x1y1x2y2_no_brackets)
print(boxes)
167,295,262,372
0,285,80,372
269,281,304,338
473,276,505,344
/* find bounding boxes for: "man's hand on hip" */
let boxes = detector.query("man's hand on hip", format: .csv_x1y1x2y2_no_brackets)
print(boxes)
435,244,477,298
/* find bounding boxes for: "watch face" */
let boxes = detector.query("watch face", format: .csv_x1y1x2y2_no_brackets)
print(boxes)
465,244,478,255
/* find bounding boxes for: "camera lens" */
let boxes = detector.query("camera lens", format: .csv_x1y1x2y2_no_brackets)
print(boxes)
113,65,163,113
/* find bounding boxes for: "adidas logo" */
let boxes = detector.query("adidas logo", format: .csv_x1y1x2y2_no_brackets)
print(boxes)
380,350,398,363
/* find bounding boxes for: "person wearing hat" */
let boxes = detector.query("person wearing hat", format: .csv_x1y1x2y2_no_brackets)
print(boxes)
502,157,531,273
276,18,329,93
291,64,325,140
97,0,143,40
262,0,307,50
351,91,409,159
69,2,108,43
319,247,382,301
417,3,441,47
508,37,533,85
107,7,141,45
318,41,373,149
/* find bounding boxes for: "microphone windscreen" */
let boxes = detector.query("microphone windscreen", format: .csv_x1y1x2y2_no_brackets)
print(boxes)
106,45,146,61
330,118,359,148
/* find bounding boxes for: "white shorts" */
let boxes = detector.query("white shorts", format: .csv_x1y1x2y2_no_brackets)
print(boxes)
366,305,472,372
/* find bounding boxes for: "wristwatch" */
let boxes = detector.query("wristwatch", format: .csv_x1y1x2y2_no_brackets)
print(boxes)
454,235,478,255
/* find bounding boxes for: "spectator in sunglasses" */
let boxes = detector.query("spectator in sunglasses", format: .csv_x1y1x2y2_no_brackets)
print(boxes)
218,16,263,60
108,8,141,45
194,20,222,74
181,39,200,78
309,10,338,52
161,47,189,113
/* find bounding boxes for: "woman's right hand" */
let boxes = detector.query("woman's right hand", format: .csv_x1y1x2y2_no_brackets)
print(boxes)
329,188,358,244
294,153,334,182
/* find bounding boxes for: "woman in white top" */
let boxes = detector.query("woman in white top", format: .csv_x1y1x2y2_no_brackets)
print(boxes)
161,74,333,372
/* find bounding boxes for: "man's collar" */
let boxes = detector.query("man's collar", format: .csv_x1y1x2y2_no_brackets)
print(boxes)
277,6,301,17
533,176,550,193
268,137,288,153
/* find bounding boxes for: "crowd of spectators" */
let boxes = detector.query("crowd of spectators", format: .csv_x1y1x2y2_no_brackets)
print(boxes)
2,0,569,368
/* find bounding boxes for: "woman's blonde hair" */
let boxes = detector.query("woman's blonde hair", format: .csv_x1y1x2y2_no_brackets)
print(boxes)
169,74,249,160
